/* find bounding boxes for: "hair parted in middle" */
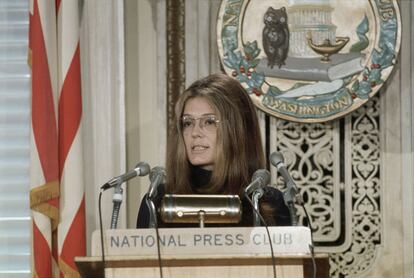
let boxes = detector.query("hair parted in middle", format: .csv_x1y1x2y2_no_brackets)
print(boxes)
165,73,266,196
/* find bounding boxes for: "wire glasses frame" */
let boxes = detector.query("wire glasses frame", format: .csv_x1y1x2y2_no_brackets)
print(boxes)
180,115,220,134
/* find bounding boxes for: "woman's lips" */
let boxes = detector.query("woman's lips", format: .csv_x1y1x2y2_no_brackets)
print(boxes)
191,145,209,152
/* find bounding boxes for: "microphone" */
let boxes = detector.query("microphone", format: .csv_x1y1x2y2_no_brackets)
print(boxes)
269,152,301,202
270,151,301,225
101,162,151,191
147,166,166,200
244,169,271,196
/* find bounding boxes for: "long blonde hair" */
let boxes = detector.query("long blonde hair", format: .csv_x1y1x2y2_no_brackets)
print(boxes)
166,74,266,196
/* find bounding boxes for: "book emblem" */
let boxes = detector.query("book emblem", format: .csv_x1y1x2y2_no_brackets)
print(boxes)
217,0,401,122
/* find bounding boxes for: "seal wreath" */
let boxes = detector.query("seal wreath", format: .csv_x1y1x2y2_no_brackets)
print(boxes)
217,0,401,123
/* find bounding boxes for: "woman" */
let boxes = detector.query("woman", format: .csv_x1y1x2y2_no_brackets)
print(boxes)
137,73,291,228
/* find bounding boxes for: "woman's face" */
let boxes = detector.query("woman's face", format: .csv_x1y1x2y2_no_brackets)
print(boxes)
182,97,219,170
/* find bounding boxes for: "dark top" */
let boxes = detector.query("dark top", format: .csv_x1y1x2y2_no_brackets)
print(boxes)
136,167,292,228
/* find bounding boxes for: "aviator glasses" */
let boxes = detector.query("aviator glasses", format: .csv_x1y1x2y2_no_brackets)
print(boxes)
181,114,220,134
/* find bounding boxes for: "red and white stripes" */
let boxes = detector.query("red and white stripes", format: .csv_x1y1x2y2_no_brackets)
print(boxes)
29,0,85,276
56,0,85,275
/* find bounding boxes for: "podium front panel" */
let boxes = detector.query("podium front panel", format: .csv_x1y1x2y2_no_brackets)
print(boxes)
75,227,329,278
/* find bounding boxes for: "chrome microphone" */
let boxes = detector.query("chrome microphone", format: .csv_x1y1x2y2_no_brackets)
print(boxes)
269,151,301,203
101,162,151,191
270,151,301,226
244,169,271,196
147,166,166,200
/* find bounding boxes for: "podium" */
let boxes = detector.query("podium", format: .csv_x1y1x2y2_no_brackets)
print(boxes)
75,227,329,278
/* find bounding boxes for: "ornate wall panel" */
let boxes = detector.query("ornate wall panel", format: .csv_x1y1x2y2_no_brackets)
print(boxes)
333,96,381,276
271,96,381,277
271,117,341,243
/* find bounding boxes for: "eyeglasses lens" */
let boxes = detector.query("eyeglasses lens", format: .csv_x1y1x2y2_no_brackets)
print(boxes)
181,116,219,133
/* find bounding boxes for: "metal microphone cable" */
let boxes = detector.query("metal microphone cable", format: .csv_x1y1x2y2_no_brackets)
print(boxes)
301,203,317,278
154,216,163,278
146,166,166,278
97,162,150,277
98,189,106,278
270,151,316,277
244,193,277,278
146,196,164,278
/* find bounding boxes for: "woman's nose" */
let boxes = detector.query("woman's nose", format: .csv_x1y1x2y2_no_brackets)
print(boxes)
190,119,203,137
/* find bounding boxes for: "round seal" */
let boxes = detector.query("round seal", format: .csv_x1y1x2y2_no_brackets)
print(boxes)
217,0,401,123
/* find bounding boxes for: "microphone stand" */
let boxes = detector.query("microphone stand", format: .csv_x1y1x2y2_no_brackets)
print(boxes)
146,196,157,228
283,179,303,226
252,188,264,226
283,188,299,226
110,182,123,229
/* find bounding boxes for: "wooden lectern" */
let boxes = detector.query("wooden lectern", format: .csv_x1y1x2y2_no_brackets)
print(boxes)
75,227,329,278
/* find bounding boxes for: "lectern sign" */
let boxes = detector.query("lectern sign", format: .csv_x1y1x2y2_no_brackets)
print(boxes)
91,227,312,257
217,0,401,122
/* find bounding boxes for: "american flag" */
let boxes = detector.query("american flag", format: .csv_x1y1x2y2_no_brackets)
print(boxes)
29,0,85,276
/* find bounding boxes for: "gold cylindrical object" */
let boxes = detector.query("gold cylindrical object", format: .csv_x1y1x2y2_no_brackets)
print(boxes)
160,194,242,224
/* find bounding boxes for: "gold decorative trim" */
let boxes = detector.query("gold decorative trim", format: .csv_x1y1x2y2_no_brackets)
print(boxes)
30,180,60,206
59,258,80,278
28,48,32,69
30,180,60,230
166,0,186,137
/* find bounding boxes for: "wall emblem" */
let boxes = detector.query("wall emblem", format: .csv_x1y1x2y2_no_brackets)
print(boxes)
217,0,401,122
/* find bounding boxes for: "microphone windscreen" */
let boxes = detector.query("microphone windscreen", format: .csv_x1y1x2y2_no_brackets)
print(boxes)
149,166,166,182
270,151,284,167
135,162,150,176
252,169,271,185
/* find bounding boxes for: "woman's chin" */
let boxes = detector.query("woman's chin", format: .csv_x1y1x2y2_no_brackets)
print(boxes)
190,159,213,170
